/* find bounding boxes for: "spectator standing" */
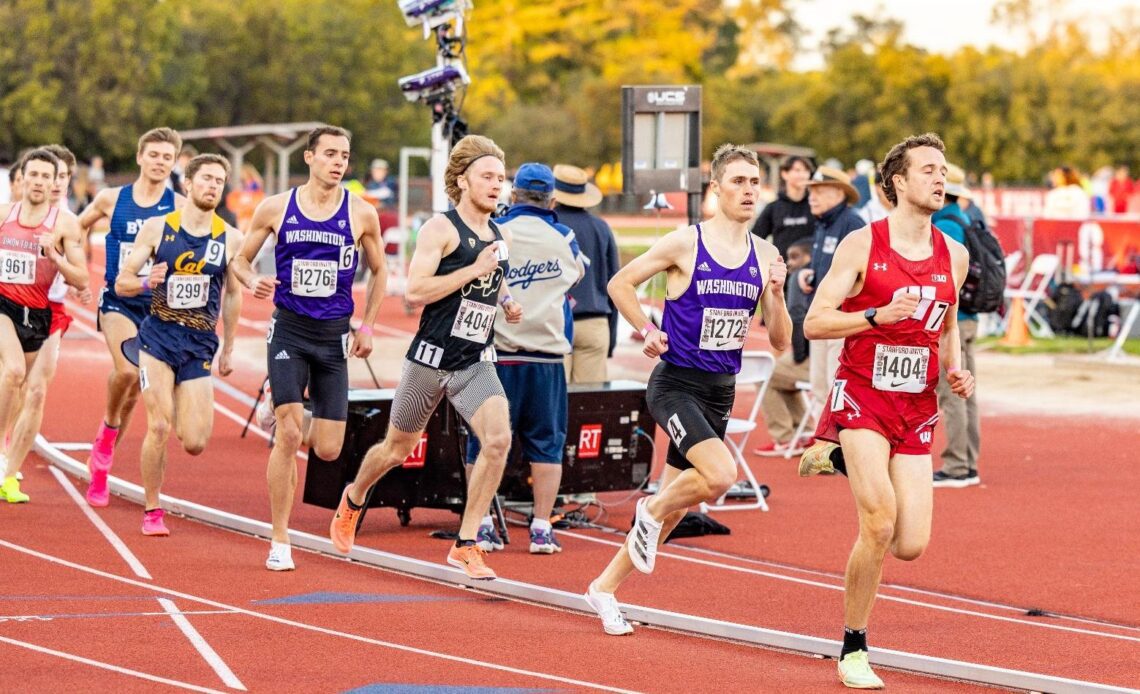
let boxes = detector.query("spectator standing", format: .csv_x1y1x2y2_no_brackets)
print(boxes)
1042,166,1090,219
931,165,981,488
800,166,865,418
1109,166,1134,215
554,164,620,383
365,158,397,207
750,155,813,259
754,237,814,456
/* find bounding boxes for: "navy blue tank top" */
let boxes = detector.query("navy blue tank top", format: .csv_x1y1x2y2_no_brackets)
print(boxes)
660,226,764,374
150,211,227,332
106,184,177,295
274,187,357,320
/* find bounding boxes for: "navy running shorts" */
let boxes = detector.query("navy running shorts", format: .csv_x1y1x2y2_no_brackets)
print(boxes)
98,287,151,330
126,316,219,384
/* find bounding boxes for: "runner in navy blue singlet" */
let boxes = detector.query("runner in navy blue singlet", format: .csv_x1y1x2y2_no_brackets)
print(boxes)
114,155,244,537
231,125,387,571
583,145,792,636
77,127,185,508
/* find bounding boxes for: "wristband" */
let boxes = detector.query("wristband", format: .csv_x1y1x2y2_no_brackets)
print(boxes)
358,325,373,336
500,294,513,306
141,276,151,291
639,323,656,338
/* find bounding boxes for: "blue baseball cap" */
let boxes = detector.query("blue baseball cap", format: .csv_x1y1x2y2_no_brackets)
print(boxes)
514,162,555,193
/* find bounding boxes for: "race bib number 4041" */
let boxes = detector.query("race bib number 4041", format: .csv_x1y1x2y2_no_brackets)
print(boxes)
450,298,496,343
698,307,749,351
872,344,929,393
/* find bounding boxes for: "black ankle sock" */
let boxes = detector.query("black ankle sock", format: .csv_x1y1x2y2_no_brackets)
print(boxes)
345,493,363,511
455,538,476,548
831,447,848,477
841,627,867,658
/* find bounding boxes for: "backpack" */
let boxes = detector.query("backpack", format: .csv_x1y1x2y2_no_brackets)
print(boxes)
958,218,1007,313
1048,282,1085,335
1070,290,1120,338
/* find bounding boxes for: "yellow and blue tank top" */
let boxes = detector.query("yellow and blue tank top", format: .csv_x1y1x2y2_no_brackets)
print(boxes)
150,211,227,332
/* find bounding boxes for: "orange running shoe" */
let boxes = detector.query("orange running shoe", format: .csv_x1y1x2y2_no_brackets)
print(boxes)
447,543,497,580
329,484,361,554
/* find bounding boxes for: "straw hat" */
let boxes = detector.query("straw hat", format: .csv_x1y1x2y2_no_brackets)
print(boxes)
552,164,603,208
945,164,972,199
805,165,860,205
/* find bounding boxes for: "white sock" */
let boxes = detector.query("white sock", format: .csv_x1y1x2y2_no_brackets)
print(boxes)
271,541,291,553
480,515,493,527
531,517,552,532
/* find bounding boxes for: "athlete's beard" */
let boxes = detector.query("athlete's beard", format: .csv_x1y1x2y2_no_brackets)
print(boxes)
467,195,497,216
191,195,218,213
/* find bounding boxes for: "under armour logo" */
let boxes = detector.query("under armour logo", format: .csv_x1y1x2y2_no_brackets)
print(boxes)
846,413,857,420
873,263,888,271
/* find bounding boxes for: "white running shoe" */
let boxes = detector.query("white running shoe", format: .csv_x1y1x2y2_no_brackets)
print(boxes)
584,581,634,635
255,388,276,432
265,541,295,571
627,497,663,574
838,650,884,689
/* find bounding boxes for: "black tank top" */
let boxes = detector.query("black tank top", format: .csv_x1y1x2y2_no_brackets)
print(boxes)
407,209,508,371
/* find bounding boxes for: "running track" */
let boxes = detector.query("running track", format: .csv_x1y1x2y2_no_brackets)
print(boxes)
2,258,1137,693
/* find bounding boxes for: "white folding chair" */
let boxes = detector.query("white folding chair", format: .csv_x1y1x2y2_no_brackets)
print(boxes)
706,350,775,512
783,381,816,459
1003,253,1059,338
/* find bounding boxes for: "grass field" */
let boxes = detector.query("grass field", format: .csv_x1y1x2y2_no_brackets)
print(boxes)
978,334,1140,356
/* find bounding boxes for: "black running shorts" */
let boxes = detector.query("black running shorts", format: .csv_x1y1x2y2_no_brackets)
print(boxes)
646,361,736,471
266,307,351,422
0,294,52,354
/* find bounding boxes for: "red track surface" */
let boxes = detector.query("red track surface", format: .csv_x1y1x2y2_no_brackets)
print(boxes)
3,255,1137,693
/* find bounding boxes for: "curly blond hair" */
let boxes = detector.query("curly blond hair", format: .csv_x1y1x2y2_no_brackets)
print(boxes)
445,135,505,204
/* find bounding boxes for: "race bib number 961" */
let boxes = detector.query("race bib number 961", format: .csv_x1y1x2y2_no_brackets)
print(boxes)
0,250,36,284
291,259,336,297
698,308,749,351
872,344,929,393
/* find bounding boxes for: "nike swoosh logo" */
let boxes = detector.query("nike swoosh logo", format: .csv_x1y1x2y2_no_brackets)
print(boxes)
890,380,909,388
157,205,171,210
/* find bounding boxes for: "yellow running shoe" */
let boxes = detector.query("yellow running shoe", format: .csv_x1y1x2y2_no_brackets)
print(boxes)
1,476,30,503
799,441,839,477
838,651,884,689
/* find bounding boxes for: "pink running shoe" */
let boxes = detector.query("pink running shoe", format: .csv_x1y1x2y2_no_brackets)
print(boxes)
86,447,112,507
141,509,170,536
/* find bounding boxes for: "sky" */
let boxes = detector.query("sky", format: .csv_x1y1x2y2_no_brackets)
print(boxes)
789,0,1140,70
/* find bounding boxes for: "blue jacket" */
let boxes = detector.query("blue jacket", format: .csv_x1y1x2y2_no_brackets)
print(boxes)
932,202,978,321
809,201,865,296
555,203,621,356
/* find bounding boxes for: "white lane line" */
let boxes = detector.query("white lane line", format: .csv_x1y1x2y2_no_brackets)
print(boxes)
0,539,641,694
49,466,152,580
0,635,229,694
49,467,245,689
559,530,1140,644
157,598,246,691
662,540,1140,634
52,442,95,452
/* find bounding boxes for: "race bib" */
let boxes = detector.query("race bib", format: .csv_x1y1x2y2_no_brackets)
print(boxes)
698,308,749,351
0,249,36,284
872,344,929,393
450,298,496,343
413,340,444,368
291,259,336,297
118,243,152,277
167,274,210,309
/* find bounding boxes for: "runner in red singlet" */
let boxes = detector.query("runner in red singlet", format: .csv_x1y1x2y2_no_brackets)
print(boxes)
800,133,975,689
